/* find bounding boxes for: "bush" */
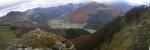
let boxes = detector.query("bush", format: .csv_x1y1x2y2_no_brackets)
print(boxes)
66,28,91,39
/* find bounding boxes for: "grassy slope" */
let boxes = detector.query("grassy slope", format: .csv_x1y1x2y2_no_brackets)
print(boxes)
96,6,150,50
0,26,16,49
95,23,138,50
48,19,96,33
48,19,85,29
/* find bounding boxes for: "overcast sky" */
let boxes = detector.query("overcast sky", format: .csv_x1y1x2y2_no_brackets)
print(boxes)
0,0,150,16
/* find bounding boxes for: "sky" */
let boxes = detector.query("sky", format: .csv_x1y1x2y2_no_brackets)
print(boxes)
0,0,150,16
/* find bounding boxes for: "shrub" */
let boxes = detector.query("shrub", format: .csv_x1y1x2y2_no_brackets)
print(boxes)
66,28,91,39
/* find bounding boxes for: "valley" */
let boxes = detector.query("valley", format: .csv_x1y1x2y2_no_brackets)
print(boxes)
0,1,149,50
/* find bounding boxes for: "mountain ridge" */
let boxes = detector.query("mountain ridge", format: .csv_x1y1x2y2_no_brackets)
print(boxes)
0,2,134,30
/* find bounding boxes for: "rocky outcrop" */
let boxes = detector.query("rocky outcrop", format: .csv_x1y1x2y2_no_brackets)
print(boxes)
6,28,75,50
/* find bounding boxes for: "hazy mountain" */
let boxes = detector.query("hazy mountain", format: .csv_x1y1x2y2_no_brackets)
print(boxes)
111,1,135,13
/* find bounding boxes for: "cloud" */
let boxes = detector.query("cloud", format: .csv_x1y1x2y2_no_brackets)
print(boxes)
0,0,21,7
128,0,150,5
0,0,87,16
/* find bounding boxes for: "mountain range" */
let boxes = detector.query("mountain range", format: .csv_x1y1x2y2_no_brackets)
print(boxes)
0,2,134,30
0,1,142,50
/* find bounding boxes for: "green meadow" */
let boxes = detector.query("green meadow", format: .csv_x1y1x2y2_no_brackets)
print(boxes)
0,26,16,49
